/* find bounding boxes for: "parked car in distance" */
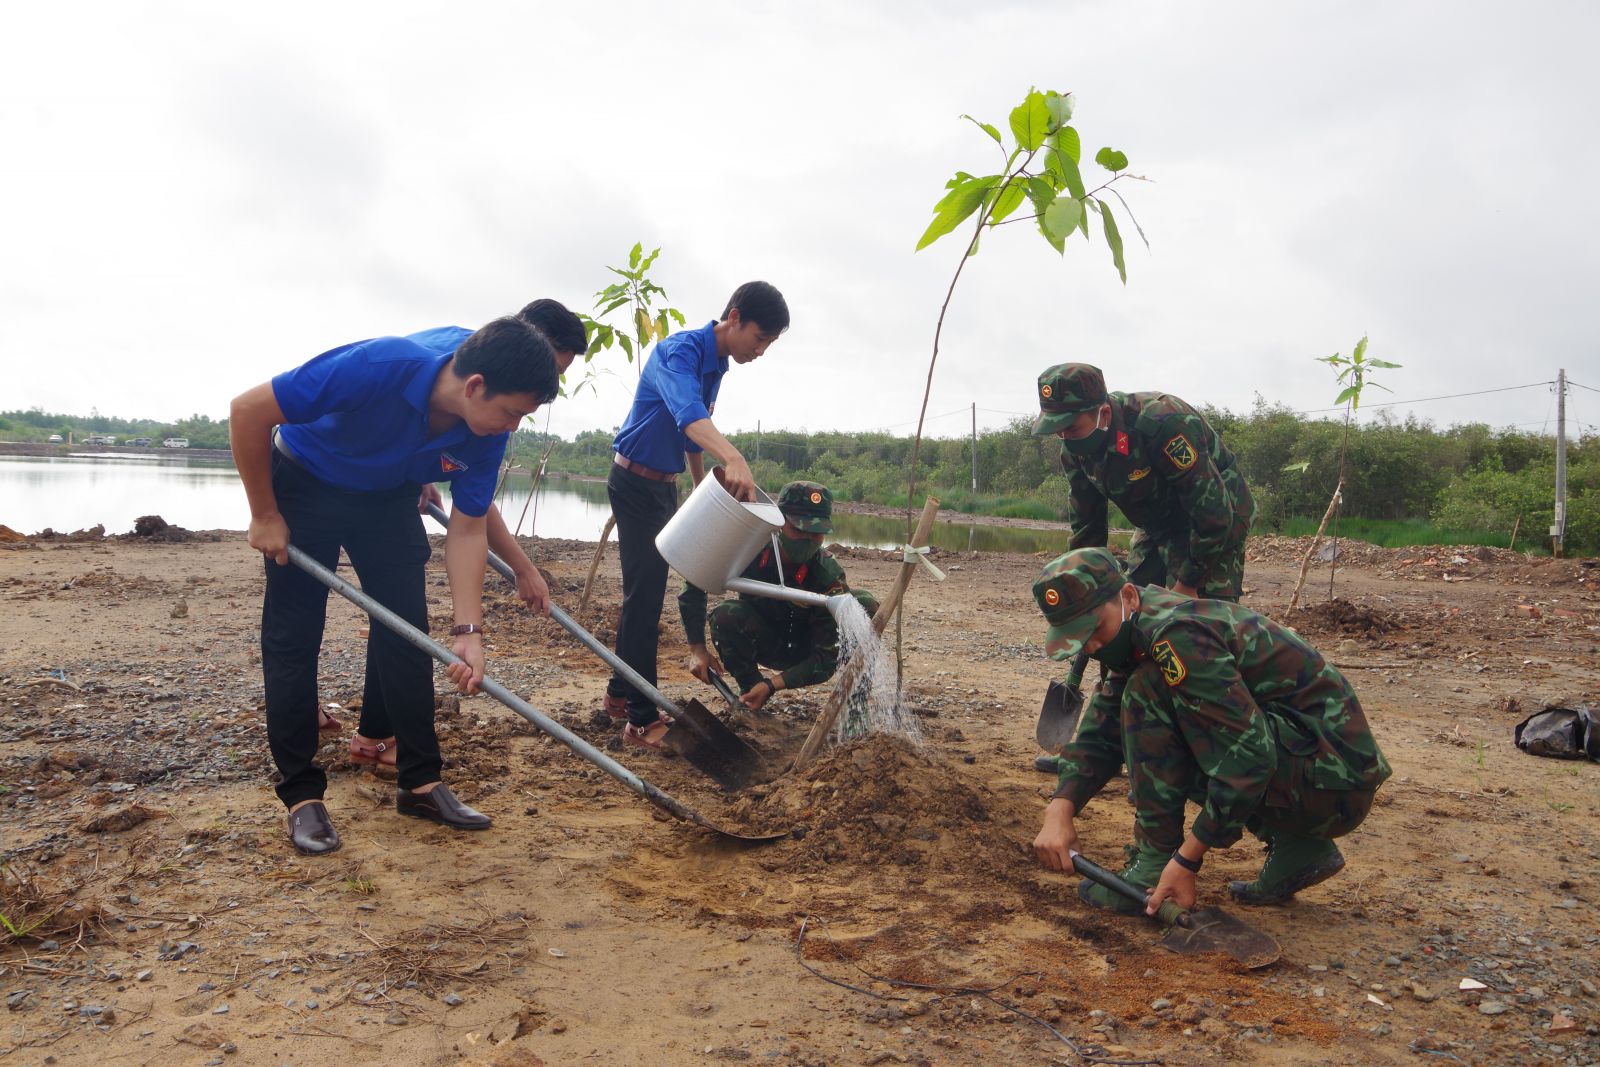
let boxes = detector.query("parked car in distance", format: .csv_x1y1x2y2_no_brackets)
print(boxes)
129,437,153,447
163,438,190,448
47,434,63,443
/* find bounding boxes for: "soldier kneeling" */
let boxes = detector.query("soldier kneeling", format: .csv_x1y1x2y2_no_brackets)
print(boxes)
680,482,877,712
1028,548,1391,911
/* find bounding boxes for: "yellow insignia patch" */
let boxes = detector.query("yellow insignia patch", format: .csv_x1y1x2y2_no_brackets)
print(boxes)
1041,384,1053,398
1127,466,1152,482
1151,639,1187,687
1162,434,1197,471
809,491,822,504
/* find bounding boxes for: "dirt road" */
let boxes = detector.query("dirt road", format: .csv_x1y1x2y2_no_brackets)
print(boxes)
2,529,1597,1066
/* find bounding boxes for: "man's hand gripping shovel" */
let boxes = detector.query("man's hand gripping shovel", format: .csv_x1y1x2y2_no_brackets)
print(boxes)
1071,850,1281,969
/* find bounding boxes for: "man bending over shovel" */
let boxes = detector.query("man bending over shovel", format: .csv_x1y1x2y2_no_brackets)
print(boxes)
678,482,877,715
1029,548,1390,911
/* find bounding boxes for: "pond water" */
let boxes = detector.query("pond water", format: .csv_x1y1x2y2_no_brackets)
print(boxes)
0,454,1091,556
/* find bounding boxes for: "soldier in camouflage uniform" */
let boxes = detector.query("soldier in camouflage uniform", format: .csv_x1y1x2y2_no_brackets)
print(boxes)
1029,548,1391,912
1033,363,1254,600
680,482,878,712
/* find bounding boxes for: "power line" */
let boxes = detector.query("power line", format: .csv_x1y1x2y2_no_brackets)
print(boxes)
1294,380,1554,416
1569,379,1600,395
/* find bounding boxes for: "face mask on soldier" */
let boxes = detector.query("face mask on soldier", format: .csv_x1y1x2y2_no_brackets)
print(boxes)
1089,594,1138,670
1061,407,1109,456
778,533,822,566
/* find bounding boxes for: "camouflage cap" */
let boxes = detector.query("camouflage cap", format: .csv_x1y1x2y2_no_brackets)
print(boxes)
1032,547,1126,660
778,481,833,533
1032,363,1108,436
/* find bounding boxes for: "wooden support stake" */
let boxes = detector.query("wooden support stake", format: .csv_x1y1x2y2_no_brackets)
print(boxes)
578,514,617,614
790,496,940,772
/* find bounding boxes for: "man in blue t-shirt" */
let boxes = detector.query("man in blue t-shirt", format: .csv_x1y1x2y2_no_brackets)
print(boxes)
605,281,789,748
405,298,588,622
229,316,560,855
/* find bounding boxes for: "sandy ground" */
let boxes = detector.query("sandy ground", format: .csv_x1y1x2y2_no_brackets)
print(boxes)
1,527,1598,1067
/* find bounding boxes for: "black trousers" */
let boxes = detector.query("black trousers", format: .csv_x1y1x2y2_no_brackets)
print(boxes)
261,451,442,807
605,461,679,727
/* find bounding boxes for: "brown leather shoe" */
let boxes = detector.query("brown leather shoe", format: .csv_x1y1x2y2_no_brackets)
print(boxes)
396,783,491,830
287,801,342,855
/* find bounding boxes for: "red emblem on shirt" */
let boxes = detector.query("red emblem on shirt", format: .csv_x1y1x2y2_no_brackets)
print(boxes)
1115,431,1130,456
440,453,467,474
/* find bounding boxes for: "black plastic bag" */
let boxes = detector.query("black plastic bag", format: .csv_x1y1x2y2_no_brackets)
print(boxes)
1514,704,1600,762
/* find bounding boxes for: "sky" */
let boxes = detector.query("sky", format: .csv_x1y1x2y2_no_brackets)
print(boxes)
4,0,1598,444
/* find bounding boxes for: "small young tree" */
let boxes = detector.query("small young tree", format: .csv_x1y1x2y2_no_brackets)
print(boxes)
1287,337,1401,612
574,243,687,389
907,87,1147,528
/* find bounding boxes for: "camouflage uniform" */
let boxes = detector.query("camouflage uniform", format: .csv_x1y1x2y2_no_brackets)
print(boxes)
679,482,878,693
1033,364,1254,601
1035,549,1390,904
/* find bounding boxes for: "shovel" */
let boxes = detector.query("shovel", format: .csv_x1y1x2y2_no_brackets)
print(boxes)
1035,651,1090,754
423,503,762,790
705,669,741,712
287,545,783,842
1071,850,1281,969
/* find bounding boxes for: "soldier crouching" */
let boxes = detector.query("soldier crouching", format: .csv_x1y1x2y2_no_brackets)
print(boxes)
679,481,878,712
1028,547,1391,912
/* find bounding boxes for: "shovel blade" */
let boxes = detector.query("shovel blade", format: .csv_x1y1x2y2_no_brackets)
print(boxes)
1034,681,1085,753
661,698,763,790
1160,906,1281,970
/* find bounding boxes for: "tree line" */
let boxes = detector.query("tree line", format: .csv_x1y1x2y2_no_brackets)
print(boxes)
9,401,1592,554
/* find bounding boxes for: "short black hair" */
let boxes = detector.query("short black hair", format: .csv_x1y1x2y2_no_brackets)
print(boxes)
452,316,559,402
517,298,588,356
723,280,789,335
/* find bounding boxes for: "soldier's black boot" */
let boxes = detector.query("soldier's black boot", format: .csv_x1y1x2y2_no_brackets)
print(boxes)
1033,754,1063,774
1228,834,1345,905
1078,843,1166,916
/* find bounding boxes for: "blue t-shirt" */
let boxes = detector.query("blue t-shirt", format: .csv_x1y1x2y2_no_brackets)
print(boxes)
272,336,508,516
405,325,471,355
612,321,725,473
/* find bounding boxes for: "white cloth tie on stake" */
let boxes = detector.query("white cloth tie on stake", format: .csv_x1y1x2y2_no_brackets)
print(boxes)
900,544,946,582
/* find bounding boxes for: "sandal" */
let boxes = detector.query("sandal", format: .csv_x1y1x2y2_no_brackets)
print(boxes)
622,711,673,751
602,693,629,722
349,735,398,768
318,706,344,734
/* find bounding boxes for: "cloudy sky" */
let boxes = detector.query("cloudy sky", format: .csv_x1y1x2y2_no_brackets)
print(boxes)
4,0,1597,444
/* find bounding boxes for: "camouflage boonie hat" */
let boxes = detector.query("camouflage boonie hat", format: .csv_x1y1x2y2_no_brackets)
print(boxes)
1033,547,1127,660
1032,363,1108,436
778,481,833,533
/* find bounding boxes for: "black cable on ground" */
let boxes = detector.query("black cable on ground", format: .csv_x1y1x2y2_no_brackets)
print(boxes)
794,915,1163,1066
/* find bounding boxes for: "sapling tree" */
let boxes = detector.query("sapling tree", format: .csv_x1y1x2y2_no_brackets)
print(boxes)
575,243,687,388
907,88,1147,528
1286,336,1401,612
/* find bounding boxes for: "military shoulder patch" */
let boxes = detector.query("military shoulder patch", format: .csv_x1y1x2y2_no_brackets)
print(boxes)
1162,434,1197,471
1150,639,1187,687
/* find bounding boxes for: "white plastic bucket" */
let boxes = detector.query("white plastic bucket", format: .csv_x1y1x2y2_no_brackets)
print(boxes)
656,475,784,593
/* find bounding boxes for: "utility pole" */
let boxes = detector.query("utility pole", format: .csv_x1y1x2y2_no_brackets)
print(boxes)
1553,369,1567,557
970,403,978,492
755,420,761,465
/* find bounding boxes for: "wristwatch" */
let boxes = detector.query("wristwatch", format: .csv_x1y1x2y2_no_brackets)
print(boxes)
450,623,486,637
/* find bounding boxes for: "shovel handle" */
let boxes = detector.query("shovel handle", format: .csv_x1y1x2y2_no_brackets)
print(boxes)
1070,851,1186,926
1065,649,1090,691
285,545,712,829
424,502,682,717
707,669,741,709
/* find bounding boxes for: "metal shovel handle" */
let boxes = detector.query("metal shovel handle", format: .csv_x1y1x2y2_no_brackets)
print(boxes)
285,544,721,832
424,502,682,717
1070,849,1186,927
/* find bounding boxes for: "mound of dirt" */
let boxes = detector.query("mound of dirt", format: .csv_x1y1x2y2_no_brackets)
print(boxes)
1287,597,1404,636
742,735,1035,888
